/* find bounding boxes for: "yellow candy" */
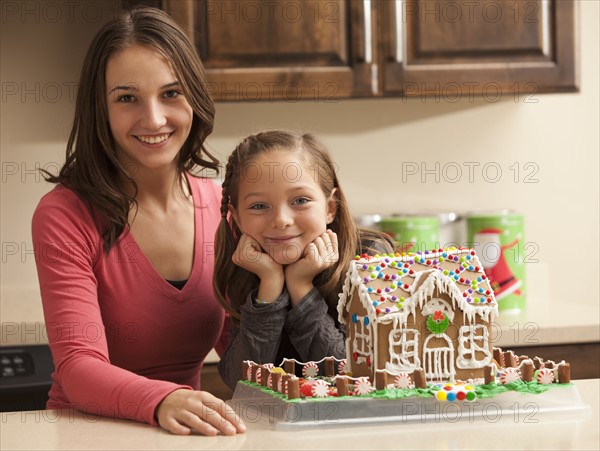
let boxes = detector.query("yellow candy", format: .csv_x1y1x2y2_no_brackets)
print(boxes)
436,391,447,401
465,385,474,390
271,367,286,375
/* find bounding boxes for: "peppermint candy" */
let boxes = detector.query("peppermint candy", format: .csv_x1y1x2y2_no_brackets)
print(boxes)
500,368,521,385
311,380,330,398
277,377,288,394
255,367,262,385
246,364,253,381
354,377,373,395
393,372,414,389
537,368,555,384
338,359,348,374
302,362,319,378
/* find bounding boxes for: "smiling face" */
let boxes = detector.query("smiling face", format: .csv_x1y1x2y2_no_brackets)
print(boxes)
105,44,193,175
231,149,337,265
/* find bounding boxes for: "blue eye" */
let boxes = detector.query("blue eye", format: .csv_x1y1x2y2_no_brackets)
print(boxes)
249,203,268,210
293,197,310,205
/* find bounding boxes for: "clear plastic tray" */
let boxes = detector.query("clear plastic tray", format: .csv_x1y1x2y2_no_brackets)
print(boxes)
227,382,591,430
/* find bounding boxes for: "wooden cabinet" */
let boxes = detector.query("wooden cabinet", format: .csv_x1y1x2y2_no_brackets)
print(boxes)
380,0,578,97
162,0,377,101
136,0,578,101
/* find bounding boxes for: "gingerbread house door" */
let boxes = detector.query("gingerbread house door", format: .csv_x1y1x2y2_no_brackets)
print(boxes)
423,334,455,381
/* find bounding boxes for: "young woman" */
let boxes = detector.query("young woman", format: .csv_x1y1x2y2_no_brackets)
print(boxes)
31,7,245,436
214,131,394,389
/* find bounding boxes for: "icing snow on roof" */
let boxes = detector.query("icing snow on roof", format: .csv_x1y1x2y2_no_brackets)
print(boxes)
338,248,499,325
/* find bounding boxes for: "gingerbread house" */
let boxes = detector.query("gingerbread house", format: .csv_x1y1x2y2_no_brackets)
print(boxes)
337,248,499,382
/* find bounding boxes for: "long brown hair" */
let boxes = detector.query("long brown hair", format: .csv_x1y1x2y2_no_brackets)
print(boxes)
214,131,393,321
43,6,218,251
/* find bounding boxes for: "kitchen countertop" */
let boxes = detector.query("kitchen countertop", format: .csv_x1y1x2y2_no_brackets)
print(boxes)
1,379,598,450
2,290,598,354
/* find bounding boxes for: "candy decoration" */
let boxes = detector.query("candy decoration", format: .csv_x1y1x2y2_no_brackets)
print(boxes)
338,359,348,374
300,380,315,397
354,377,373,395
278,376,289,394
433,382,477,402
255,367,262,385
302,362,319,378
271,367,286,375
394,373,414,389
426,311,450,334
311,380,330,398
537,368,555,384
500,368,521,385
246,365,253,381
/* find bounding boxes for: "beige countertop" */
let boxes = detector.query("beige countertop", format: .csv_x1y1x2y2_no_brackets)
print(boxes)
1,379,599,450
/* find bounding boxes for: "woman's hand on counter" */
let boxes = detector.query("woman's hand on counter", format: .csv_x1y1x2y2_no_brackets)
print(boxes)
155,389,246,436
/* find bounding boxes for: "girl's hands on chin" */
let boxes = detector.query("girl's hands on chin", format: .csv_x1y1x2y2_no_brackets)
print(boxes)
156,389,246,436
232,233,282,280
285,230,339,305
233,233,284,302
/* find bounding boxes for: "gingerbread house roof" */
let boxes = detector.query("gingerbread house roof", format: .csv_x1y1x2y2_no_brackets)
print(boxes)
337,248,499,326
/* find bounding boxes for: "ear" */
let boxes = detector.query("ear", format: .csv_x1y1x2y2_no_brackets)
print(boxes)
326,188,337,225
228,203,242,232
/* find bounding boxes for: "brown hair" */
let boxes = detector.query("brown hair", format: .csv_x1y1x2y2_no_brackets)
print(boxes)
213,131,393,321
43,6,218,251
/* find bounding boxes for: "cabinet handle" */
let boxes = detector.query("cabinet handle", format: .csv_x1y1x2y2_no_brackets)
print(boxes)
394,0,404,63
363,0,372,64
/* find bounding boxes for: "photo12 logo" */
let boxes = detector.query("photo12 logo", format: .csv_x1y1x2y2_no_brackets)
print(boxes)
401,161,540,184
205,1,340,25
1,1,123,25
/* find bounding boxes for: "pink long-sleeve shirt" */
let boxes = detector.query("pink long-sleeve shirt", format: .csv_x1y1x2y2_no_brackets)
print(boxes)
31,175,226,426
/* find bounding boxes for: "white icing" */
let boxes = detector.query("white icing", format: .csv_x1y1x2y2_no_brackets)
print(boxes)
338,249,499,381
422,297,455,322
423,333,455,381
386,327,420,373
456,324,492,369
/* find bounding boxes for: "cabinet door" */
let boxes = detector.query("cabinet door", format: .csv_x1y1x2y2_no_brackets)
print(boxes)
380,0,578,98
165,0,378,101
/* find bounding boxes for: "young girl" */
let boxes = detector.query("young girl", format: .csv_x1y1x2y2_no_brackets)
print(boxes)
214,131,394,389
32,6,244,436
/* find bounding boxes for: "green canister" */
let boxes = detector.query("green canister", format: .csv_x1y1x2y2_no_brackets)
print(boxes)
379,216,440,254
466,212,526,312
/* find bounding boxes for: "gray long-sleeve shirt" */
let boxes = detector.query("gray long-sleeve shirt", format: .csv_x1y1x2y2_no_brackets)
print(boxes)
217,286,346,390
217,233,394,390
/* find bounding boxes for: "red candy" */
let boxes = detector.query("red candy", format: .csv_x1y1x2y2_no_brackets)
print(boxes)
301,381,316,397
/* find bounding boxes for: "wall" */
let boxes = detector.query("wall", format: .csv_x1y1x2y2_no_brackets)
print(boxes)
1,1,598,320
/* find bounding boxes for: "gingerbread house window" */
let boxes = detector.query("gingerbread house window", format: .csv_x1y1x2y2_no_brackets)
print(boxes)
456,324,492,369
388,328,420,371
353,315,371,363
